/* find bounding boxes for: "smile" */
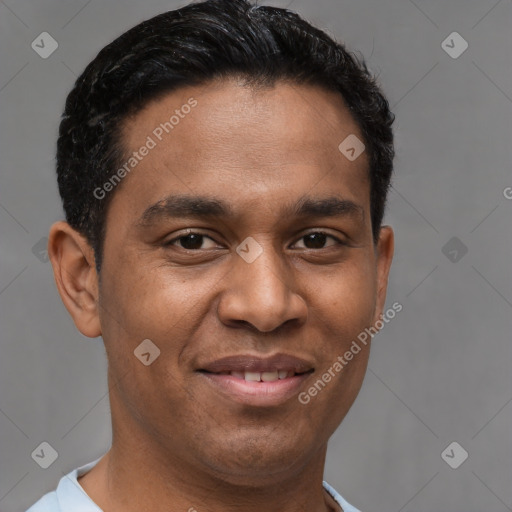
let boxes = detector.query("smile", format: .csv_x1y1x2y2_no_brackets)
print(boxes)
214,370,298,381
197,353,314,406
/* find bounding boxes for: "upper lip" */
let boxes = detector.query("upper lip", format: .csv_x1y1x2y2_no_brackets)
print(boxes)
198,353,314,374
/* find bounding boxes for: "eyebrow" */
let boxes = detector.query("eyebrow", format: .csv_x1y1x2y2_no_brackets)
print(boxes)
137,194,364,226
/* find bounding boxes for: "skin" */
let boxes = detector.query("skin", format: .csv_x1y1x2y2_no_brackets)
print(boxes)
48,77,394,512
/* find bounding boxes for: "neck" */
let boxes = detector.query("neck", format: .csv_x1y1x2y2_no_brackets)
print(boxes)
79,430,337,511
80,444,336,512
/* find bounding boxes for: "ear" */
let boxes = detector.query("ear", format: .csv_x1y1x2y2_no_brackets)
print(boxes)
48,221,101,338
373,225,394,323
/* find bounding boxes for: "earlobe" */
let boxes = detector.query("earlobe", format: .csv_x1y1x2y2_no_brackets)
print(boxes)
48,221,102,338
374,225,394,322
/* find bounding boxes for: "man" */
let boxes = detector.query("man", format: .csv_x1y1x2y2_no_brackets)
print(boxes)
27,0,395,510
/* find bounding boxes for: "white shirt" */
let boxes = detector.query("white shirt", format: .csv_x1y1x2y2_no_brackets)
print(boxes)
26,457,361,512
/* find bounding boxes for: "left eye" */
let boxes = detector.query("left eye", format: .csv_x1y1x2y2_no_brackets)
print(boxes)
168,233,219,250
292,232,341,249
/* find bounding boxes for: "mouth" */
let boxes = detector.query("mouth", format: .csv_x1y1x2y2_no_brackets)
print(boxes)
196,353,314,406
200,369,307,381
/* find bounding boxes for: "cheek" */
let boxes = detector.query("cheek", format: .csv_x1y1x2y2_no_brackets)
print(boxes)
98,260,213,398
98,265,198,428
100,258,193,341
315,257,378,332
306,258,376,396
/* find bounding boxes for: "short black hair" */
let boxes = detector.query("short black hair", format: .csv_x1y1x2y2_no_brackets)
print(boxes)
57,0,394,272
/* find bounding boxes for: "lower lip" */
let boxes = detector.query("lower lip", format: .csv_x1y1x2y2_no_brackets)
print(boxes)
198,372,312,407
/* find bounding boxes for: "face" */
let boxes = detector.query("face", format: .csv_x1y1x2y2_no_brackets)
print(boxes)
59,78,393,484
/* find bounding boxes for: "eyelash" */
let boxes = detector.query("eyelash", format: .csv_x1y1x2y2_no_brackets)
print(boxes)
164,230,345,250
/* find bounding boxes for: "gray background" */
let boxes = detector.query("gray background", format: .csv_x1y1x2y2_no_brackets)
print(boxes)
0,0,511,511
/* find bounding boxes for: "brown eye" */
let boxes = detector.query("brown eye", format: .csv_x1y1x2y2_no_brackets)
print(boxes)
304,233,327,249
293,232,341,250
166,232,219,250
177,233,204,250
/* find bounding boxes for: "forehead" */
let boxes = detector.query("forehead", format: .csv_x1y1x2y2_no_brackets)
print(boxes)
110,78,370,223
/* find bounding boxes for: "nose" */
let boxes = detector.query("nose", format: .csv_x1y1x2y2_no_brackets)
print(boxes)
217,241,307,333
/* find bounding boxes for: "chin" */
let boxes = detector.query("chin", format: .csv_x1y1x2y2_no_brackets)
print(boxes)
196,428,316,484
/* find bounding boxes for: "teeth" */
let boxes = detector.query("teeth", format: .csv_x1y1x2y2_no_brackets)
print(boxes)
261,371,279,382
228,370,294,381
